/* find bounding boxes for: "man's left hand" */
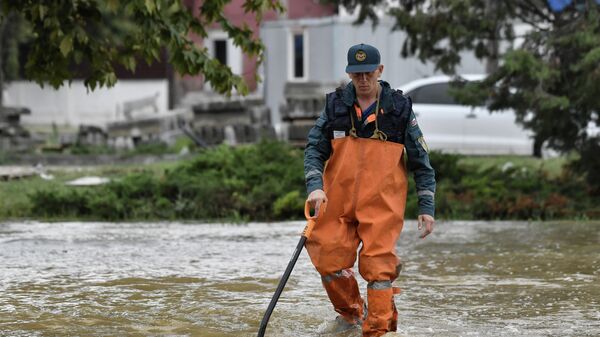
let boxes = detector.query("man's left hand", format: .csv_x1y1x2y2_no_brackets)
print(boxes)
418,214,435,239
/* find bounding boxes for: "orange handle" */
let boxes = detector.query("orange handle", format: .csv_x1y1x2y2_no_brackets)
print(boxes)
304,200,317,220
302,200,325,239
304,199,326,220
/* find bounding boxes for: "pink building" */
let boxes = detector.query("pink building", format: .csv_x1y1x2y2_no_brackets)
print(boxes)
180,0,335,94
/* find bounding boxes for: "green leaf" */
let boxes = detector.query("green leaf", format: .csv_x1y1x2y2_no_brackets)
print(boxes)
38,5,48,20
124,56,136,72
167,2,180,14
74,26,89,44
107,0,119,12
59,35,73,57
145,0,156,14
74,51,83,64
105,72,117,87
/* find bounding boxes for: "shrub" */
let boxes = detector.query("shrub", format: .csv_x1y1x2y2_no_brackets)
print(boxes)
29,189,91,218
273,190,305,219
24,141,597,221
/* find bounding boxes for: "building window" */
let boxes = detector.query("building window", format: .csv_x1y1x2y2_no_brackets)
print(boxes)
205,30,242,92
294,34,304,78
289,30,308,81
214,39,227,66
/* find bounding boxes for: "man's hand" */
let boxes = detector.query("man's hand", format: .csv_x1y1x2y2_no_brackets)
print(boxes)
307,189,327,217
418,214,435,239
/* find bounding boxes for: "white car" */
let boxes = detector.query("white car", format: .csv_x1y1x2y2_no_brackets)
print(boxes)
398,75,535,155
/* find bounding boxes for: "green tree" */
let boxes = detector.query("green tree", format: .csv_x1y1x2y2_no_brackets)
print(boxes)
0,11,29,107
0,0,284,95
328,0,600,192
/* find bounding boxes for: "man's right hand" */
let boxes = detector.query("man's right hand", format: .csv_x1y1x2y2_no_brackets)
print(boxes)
307,189,327,217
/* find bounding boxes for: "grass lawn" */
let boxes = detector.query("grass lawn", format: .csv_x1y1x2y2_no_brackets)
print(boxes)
457,154,571,178
0,160,180,220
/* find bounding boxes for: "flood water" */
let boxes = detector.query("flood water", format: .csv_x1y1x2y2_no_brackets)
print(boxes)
0,220,599,337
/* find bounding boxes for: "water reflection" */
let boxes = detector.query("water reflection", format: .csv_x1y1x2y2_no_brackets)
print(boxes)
0,221,599,336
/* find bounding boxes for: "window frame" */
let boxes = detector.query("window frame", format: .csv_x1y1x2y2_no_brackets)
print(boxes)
206,30,242,76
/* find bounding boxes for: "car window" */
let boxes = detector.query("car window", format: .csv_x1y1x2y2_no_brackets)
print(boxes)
404,88,419,101
407,83,458,105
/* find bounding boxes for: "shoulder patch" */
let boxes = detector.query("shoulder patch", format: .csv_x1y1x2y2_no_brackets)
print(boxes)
417,136,429,153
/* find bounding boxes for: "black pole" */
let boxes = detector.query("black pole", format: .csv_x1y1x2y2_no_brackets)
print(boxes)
257,235,308,337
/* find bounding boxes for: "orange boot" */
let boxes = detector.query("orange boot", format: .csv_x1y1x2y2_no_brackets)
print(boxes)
321,269,365,324
363,282,398,337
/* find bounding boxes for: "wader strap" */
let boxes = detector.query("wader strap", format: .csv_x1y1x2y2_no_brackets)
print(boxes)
369,89,387,141
349,109,358,137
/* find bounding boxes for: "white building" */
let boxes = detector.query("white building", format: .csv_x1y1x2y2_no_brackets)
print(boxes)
260,15,487,132
5,80,169,127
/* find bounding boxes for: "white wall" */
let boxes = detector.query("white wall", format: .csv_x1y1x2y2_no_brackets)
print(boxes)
261,16,487,130
4,80,169,127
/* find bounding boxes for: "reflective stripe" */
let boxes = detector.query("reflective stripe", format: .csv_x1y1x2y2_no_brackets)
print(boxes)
363,114,376,126
367,280,392,290
354,104,362,119
417,190,435,197
321,274,334,283
306,169,322,179
321,269,356,283
321,270,344,283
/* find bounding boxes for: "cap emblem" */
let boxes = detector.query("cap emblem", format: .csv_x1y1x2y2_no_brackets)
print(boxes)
355,50,367,62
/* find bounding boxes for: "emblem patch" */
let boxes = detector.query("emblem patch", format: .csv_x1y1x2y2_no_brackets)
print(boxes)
417,136,429,153
410,118,418,127
355,50,367,62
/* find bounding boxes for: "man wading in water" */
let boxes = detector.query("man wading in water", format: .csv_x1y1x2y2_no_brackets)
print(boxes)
303,43,436,337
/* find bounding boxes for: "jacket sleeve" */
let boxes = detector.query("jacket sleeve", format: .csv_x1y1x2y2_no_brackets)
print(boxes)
404,109,436,217
304,108,332,195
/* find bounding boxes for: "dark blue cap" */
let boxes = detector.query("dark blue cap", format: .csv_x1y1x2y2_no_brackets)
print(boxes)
345,43,381,73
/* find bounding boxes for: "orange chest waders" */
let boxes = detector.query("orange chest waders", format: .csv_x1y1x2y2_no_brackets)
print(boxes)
306,134,408,337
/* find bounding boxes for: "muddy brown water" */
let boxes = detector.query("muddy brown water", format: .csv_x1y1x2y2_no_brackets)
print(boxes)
0,221,599,337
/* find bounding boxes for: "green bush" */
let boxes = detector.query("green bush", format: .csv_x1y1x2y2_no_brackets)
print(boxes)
164,141,306,220
131,142,170,155
69,144,116,155
273,190,305,220
428,151,465,183
24,141,597,221
29,189,91,218
432,157,592,220
28,141,306,221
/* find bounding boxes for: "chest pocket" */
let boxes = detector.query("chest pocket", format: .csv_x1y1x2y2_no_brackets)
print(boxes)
378,95,409,144
327,99,352,139
378,108,406,144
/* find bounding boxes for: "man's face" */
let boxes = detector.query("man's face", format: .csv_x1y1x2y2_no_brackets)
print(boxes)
348,65,384,97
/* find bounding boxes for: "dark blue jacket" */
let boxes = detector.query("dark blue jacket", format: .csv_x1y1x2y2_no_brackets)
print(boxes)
304,81,436,216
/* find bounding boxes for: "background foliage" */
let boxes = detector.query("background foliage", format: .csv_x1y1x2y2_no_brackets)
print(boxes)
27,141,306,221
3,142,593,222
326,0,600,192
0,0,284,95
